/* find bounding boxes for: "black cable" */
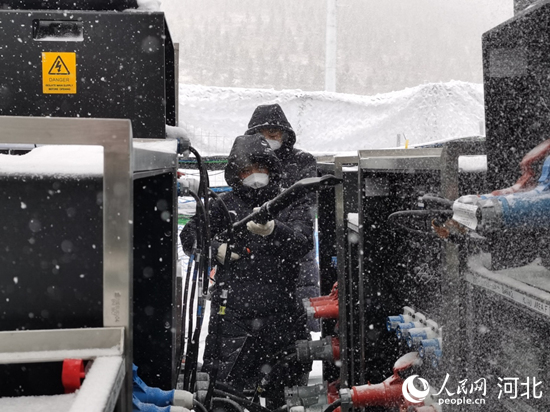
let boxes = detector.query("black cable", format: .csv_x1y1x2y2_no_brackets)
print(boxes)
212,397,244,412
387,209,453,238
182,147,211,393
213,389,271,412
177,248,196,378
181,190,208,391
249,350,298,397
193,399,208,412
420,194,454,208
190,146,212,394
189,146,211,292
184,251,202,390
214,382,247,398
189,146,211,194
204,190,236,409
323,399,342,412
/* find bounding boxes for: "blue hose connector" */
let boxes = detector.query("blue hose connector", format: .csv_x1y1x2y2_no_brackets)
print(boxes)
133,364,175,407
418,338,442,358
431,349,443,369
406,328,437,348
395,322,422,340
386,315,407,331
133,395,173,412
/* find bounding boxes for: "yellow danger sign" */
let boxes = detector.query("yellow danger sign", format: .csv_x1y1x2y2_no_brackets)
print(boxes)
42,52,76,94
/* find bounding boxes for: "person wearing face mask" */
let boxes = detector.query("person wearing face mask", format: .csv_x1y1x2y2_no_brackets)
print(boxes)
245,104,320,333
179,134,313,406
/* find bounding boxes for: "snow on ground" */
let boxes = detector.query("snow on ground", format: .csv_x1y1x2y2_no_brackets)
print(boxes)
178,80,485,155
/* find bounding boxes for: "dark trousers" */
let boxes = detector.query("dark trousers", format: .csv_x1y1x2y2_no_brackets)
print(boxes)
202,309,311,407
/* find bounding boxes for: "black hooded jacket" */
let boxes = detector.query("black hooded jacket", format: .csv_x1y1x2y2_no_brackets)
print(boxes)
180,134,314,317
245,104,316,188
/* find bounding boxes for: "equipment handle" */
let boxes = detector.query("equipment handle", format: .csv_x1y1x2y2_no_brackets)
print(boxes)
232,175,342,230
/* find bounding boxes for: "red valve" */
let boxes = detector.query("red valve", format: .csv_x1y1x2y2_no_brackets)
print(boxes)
62,359,86,393
312,301,339,319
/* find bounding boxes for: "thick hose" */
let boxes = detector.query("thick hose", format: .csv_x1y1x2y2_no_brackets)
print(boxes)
189,146,210,197
323,399,342,412
181,189,207,390
420,195,454,208
211,397,244,412
177,249,195,378
387,209,453,238
213,389,271,412
193,399,208,412
183,147,211,393
184,254,202,390
203,189,235,408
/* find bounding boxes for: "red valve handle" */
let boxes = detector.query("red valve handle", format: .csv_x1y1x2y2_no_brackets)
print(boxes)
62,359,86,393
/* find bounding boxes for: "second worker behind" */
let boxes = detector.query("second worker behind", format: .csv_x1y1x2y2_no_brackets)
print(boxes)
245,103,320,332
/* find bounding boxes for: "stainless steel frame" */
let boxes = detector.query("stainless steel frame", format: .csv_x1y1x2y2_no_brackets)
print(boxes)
0,327,124,364
358,148,444,171
0,327,125,412
333,154,358,401
0,116,134,411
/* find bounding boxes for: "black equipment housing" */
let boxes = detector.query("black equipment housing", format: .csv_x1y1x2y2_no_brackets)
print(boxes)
0,8,176,139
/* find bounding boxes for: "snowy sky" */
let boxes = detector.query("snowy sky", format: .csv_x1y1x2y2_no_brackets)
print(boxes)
158,0,513,94
154,0,509,155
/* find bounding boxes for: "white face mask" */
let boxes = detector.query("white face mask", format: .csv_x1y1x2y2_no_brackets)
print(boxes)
242,173,269,189
266,139,282,150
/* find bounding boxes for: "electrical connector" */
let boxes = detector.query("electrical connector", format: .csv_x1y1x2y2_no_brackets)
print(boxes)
386,306,415,331
306,301,339,319
406,327,439,349
133,364,193,409
418,338,442,359
285,382,339,412
341,352,424,409
296,336,340,362
395,322,424,340
132,394,188,412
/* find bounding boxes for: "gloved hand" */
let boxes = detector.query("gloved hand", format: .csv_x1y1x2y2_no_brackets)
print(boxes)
216,243,240,264
246,220,275,236
177,175,200,196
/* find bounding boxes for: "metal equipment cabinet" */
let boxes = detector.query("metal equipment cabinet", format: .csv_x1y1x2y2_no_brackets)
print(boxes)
0,116,179,411
339,141,485,391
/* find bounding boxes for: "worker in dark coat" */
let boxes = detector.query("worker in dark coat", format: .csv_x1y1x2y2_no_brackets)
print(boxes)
245,104,320,332
180,134,312,405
